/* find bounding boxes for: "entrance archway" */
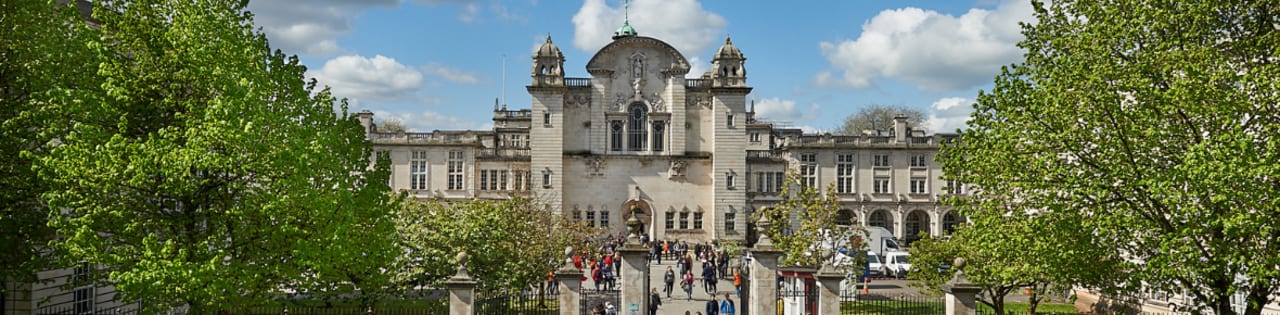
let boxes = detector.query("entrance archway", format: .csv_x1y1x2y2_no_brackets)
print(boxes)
905,210,931,245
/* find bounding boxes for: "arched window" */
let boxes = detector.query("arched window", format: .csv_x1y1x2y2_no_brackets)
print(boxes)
869,210,893,231
834,209,854,226
628,103,647,151
905,211,930,245
652,121,665,152
943,211,964,235
610,121,624,152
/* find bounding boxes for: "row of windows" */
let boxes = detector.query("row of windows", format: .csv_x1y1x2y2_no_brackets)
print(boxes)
566,210,738,232
798,152,932,168
747,171,950,195
609,104,666,152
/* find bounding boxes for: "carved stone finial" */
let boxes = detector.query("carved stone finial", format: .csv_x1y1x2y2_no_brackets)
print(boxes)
953,257,966,271
755,216,774,248
453,251,470,279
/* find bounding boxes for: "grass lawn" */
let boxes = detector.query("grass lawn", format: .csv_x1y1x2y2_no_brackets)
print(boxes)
839,300,1078,315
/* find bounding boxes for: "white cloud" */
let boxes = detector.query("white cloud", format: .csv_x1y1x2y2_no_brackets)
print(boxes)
926,97,973,132
754,97,819,124
459,3,480,23
816,0,1034,91
571,0,727,68
372,110,489,132
423,63,486,85
310,55,424,103
247,0,398,56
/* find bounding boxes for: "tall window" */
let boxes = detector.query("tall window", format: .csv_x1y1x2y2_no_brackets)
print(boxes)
749,132,761,143
514,170,528,191
679,212,689,229
586,211,596,228
726,172,736,190
910,154,928,168
628,104,647,151
610,121,624,152
799,153,817,187
836,153,855,193
543,112,551,125
946,180,964,195
755,171,784,193
693,212,704,229
599,210,610,228
874,177,891,194
447,151,464,190
410,151,428,190
874,154,891,168
725,213,736,232
727,113,735,127
73,263,93,315
910,177,928,194
652,121,665,152
541,169,552,188
479,170,506,191
665,211,675,229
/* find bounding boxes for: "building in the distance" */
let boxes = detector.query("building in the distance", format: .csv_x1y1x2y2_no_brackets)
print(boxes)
359,22,964,245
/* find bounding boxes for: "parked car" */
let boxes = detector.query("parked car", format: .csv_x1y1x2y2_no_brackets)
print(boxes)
884,252,911,279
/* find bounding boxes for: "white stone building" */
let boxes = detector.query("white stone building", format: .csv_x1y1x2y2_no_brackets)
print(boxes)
359,25,963,245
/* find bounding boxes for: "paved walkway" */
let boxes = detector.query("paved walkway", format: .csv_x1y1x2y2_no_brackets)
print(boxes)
644,257,738,315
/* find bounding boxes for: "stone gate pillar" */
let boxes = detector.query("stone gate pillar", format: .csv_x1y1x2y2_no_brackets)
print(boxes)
815,263,845,315
942,258,982,315
619,216,650,315
750,217,783,315
445,252,477,315
556,247,584,315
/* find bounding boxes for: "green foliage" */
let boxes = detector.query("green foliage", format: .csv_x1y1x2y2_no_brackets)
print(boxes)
391,198,593,293
29,0,399,309
0,0,100,284
753,171,865,270
943,1,1280,314
838,104,926,135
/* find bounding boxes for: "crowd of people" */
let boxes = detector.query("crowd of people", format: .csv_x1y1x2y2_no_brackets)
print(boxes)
566,232,741,315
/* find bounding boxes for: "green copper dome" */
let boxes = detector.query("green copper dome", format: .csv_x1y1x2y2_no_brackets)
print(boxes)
612,20,637,40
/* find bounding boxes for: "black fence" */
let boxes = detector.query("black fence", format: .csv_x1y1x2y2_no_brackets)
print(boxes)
38,303,449,315
838,291,945,315
475,290,556,315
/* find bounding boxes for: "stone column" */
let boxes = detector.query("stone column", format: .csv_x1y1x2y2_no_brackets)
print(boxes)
445,252,478,315
556,247,584,315
814,264,845,315
750,217,783,315
619,215,650,315
942,258,982,315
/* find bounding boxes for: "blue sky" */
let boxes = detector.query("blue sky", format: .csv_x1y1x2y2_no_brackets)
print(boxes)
245,0,1036,133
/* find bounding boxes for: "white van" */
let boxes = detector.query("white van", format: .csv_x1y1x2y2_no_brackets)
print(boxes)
884,252,911,279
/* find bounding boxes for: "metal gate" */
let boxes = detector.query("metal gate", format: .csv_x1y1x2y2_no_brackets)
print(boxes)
580,287,620,314
739,262,751,315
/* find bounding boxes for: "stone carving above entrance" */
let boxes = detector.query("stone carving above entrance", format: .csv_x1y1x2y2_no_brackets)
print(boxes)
668,159,687,179
587,156,606,176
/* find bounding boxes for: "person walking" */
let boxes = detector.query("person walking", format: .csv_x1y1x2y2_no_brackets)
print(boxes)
733,269,742,297
719,293,735,315
702,263,717,294
704,295,719,315
649,288,662,315
683,270,695,300
663,266,676,298
591,264,603,291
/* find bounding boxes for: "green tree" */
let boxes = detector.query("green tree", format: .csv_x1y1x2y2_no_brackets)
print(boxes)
945,1,1280,314
0,0,98,286
753,171,864,270
838,104,925,135
391,197,594,293
33,0,398,310
378,119,407,133
909,209,1115,315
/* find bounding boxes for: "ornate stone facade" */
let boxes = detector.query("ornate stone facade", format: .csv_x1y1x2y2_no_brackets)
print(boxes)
358,32,961,244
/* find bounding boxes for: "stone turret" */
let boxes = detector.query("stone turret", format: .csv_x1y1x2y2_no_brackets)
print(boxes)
532,35,564,86
711,36,746,87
